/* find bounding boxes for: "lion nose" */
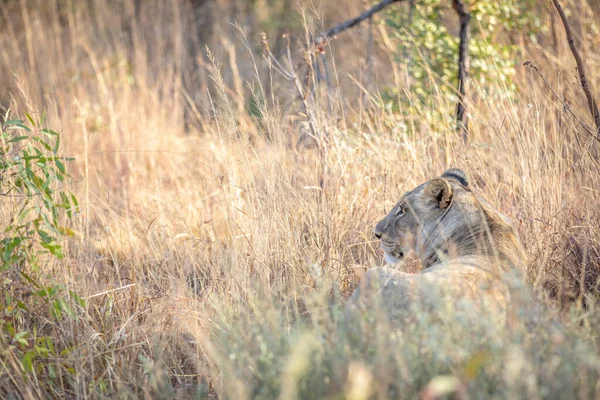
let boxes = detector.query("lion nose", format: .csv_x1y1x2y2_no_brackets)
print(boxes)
373,228,382,240
373,219,385,239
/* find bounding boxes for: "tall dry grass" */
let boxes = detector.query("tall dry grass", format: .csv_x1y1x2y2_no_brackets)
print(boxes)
1,0,600,398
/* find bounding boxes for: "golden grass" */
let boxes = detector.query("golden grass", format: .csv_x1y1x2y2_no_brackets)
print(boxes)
1,0,600,398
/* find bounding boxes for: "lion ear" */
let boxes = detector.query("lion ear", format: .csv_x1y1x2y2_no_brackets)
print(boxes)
423,178,453,209
441,168,469,187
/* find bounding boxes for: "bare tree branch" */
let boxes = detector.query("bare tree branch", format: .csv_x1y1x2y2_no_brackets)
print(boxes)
321,0,404,41
453,0,470,141
552,0,600,134
320,0,474,143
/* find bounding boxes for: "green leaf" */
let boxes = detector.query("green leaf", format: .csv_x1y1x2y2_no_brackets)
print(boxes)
22,351,34,373
70,291,86,308
60,348,72,357
55,159,65,174
17,206,34,223
14,331,29,347
40,242,64,259
47,364,57,379
41,128,58,136
3,237,22,262
53,135,60,155
34,345,50,356
24,112,35,127
16,300,30,311
36,138,52,152
19,271,41,289
38,230,54,243
59,227,75,237
8,135,29,143
45,337,55,354
5,321,15,337
51,300,63,320
71,194,79,211
11,124,31,131
59,298,76,319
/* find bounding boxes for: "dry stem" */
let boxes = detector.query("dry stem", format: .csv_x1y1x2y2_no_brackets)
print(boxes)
552,0,600,134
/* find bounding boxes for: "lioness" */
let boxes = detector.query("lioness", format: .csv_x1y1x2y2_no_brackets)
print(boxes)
345,168,527,322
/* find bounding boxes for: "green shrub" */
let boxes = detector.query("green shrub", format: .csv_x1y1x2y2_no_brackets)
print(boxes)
0,111,83,395
207,280,600,399
383,0,543,128
1,111,78,271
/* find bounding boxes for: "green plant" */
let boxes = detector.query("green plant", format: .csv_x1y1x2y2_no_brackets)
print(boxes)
0,111,78,272
383,0,543,125
0,111,83,396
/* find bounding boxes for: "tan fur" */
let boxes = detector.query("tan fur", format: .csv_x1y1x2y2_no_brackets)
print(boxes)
345,168,527,322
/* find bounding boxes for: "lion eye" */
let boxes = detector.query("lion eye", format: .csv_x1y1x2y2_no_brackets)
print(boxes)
394,206,405,218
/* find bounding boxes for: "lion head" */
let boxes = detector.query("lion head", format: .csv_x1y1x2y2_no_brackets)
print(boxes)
374,168,525,272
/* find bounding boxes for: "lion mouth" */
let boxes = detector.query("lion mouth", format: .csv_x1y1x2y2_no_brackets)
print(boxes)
381,246,404,264
384,252,402,264
380,241,404,264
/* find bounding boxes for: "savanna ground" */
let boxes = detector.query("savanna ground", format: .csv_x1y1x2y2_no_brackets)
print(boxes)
1,0,600,398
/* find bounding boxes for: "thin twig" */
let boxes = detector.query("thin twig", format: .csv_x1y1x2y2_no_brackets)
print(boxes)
320,0,404,41
319,53,334,114
84,283,136,299
261,33,294,80
453,0,471,141
551,0,600,134
262,33,321,144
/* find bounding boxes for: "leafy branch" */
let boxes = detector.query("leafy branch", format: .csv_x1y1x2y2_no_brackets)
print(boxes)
1,111,79,271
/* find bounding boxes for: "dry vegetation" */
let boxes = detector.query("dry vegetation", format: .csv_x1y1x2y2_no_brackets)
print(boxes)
1,0,600,398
